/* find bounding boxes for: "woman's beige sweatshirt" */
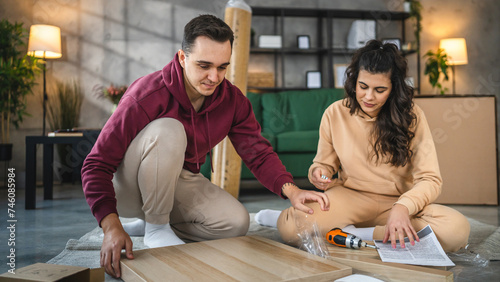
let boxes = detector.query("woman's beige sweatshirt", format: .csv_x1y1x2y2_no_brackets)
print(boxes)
308,100,442,216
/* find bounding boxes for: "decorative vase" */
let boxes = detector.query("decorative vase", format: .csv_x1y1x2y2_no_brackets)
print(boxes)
111,103,118,114
404,2,411,12
0,143,13,161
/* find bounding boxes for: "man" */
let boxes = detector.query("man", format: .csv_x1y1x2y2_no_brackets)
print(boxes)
82,14,329,278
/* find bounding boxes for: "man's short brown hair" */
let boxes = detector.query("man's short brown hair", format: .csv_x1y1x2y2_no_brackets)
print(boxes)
182,14,234,54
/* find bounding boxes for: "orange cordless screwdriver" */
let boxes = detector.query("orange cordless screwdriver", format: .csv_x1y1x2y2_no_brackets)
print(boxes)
326,228,378,249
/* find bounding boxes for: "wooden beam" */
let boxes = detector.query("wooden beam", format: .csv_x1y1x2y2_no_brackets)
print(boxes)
211,4,253,198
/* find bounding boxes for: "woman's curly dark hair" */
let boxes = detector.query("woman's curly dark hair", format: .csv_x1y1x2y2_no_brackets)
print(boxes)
344,40,416,167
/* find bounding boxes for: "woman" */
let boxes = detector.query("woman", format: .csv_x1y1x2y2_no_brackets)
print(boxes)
256,40,469,252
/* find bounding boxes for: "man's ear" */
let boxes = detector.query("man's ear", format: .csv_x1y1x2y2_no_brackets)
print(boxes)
178,49,186,68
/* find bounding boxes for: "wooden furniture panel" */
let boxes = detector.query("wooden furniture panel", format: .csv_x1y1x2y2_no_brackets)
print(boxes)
415,96,498,205
120,236,352,281
327,245,453,282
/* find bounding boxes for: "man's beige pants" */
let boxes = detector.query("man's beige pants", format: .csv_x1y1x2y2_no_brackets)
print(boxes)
277,186,470,252
112,118,249,242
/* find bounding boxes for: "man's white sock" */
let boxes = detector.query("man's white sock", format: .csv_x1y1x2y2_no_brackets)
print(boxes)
255,209,281,228
144,222,185,248
122,219,146,236
342,225,375,241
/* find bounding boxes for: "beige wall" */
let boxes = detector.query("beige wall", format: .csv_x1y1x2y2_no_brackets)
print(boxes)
1,0,498,189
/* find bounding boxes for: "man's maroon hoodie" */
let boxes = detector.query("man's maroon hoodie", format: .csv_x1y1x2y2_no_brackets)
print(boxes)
81,54,293,225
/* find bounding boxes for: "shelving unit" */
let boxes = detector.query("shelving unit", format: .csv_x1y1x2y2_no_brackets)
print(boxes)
249,6,420,92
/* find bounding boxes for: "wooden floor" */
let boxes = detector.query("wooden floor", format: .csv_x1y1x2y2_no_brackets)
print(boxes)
0,183,499,281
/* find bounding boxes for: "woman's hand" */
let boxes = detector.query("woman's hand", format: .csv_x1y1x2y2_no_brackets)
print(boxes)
282,183,330,214
382,204,419,248
310,167,332,191
100,213,134,278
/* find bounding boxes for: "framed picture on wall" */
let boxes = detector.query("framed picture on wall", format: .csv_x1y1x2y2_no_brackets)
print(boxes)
297,35,311,49
382,38,401,50
333,64,348,89
306,71,322,88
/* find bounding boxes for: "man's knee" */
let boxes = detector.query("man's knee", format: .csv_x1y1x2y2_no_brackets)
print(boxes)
143,118,187,149
224,208,250,237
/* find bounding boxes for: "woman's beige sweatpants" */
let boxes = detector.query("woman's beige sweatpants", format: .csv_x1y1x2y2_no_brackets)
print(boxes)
277,186,470,252
112,118,249,242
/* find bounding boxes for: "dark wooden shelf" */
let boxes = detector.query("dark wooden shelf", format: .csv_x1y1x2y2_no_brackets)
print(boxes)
249,6,420,91
251,47,417,56
252,7,411,21
248,86,327,92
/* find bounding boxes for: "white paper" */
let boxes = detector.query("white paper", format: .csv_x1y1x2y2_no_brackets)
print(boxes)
335,274,384,282
374,225,455,266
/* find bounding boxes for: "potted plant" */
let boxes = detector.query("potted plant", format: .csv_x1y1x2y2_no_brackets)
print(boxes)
409,0,422,50
47,79,83,132
0,20,41,160
406,0,422,51
93,84,128,113
424,48,450,95
46,79,83,182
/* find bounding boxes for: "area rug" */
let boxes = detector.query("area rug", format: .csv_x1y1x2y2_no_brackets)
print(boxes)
48,215,500,282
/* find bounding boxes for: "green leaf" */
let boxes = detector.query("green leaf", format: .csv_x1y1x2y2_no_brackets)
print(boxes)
0,19,42,143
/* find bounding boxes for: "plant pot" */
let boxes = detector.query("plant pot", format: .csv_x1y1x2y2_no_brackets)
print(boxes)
0,143,13,161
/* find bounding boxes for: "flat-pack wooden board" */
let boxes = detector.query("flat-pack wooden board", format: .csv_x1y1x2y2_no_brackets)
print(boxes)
120,235,351,281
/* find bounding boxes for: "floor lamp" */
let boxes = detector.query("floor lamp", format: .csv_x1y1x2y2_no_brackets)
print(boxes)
27,24,62,136
439,38,468,95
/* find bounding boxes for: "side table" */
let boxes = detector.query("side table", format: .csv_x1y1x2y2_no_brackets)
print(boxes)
25,134,97,209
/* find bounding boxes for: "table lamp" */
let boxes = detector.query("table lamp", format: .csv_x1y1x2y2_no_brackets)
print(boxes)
439,38,468,95
27,24,62,136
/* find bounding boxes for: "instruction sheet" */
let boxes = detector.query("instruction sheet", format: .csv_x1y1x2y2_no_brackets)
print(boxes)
374,225,455,266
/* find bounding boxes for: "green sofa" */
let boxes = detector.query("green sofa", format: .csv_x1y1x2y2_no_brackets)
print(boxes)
201,88,346,180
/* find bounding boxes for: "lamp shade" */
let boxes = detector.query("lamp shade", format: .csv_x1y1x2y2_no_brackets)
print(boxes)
439,38,468,65
27,24,62,59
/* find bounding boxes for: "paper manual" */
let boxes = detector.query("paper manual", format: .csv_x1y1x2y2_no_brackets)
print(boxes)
374,225,455,266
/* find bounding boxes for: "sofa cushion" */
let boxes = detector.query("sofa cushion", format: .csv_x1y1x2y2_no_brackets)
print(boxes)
288,89,345,131
247,92,262,125
261,92,296,135
277,153,317,178
261,88,345,136
276,130,318,153
261,131,276,149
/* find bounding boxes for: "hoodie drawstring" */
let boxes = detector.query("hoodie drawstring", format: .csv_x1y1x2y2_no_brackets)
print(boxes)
191,109,200,170
206,113,213,172
191,109,213,172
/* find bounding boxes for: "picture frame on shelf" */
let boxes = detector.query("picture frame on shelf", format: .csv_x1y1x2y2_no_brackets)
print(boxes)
333,64,348,89
297,35,310,49
382,38,402,50
306,71,322,88
258,35,282,48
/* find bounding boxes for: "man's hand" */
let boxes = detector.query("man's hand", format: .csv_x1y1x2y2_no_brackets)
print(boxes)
282,183,330,214
100,213,134,278
382,204,420,248
310,167,332,191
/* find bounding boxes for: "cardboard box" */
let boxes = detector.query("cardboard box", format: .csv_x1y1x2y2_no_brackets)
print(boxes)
248,72,275,88
0,263,104,282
